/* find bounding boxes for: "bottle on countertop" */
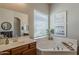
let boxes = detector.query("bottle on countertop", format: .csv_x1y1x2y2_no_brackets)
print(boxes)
5,37,9,44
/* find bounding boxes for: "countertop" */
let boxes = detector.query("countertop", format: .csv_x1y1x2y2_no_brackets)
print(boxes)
36,37,77,52
0,36,77,53
0,36,36,52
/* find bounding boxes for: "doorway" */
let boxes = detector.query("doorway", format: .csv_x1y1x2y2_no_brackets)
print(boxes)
14,17,21,37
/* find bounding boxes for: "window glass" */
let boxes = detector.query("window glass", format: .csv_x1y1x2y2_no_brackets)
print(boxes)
34,10,48,38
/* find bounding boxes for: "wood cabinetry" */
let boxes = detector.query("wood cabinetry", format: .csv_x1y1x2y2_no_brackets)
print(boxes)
22,42,36,55
11,44,28,55
0,49,11,55
22,48,36,55
0,42,36,55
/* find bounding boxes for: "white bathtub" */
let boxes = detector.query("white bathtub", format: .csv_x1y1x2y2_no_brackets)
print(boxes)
36,37,77,55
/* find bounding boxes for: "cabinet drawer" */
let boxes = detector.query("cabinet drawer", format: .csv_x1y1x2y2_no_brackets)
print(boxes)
29,42,36,48
11,44,28,55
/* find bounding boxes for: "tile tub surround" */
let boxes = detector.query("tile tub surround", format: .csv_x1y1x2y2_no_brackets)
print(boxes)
0,36,36,52
36,37,77,55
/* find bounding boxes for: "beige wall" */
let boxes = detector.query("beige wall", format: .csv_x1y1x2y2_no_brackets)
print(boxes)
0,3,29,14
1,3,78,41
1,3,78,42
0,8,28,37
28,3,49,38
13,11,28,36
50,3,79,45
0,3,30,36
0,3,49,38
0,8,14,36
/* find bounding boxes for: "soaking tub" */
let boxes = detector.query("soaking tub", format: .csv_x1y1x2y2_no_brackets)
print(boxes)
36,37,77,55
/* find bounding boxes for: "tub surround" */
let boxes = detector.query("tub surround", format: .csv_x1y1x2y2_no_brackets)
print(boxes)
37,37,77,55
0,36,36,55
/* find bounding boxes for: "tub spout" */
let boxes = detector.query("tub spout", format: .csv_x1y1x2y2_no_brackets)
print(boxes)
48,36,53,40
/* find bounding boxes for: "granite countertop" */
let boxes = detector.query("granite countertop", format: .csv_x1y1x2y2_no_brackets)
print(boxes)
36,37,77,52
0,36,77,52
0,36,36,52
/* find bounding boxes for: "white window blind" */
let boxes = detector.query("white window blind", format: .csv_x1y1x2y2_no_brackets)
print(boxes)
34,10,48,38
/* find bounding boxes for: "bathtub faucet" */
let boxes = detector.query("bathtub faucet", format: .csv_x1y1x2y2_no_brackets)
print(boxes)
48,34,53,40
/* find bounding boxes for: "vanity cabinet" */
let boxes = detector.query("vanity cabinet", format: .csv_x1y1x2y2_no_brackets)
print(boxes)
11,44,29,55
11,42,36,55
0,42,36,55
22,42,36,55
0,49,11,55
22,48,36,55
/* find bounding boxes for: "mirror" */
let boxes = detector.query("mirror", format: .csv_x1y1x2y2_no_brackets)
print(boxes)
1,22,12,30
0,8,29,38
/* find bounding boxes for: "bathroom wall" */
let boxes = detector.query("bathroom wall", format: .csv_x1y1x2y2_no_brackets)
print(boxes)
50,3,79,45
0,3,49,38
13,11,28,36
0,8,14,37
28,3,49,39
0,8,28,37
1,3,78,41
0,3,29,14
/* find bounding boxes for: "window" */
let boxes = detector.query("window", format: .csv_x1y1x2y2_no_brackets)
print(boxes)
34,10,48,38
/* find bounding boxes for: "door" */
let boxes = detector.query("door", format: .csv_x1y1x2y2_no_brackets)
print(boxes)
14,17,21,37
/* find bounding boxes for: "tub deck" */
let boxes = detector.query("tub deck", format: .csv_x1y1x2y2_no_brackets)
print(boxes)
36,37,77,55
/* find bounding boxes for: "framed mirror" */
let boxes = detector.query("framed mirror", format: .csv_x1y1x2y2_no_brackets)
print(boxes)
1,22,12,30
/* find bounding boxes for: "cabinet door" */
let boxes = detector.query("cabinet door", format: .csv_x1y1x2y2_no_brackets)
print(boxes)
11,44,28,55
29,42,36,48
0,49,11,55
0,51,10,55
22,48,37,55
